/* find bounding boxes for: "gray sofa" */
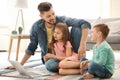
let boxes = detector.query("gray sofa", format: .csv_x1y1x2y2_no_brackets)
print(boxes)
86,17,120,50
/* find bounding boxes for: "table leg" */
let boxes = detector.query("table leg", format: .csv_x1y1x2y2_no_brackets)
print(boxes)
8,38,13,60
16,36,21,61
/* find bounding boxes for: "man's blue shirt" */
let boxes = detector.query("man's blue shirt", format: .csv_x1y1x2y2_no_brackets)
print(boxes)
25,16,91,63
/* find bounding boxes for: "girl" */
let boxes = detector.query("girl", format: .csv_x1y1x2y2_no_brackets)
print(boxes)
44,22,79,72
80,24,115,79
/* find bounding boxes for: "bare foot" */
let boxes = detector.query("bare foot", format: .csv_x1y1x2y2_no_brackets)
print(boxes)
83,72,94,79
80,69,83,75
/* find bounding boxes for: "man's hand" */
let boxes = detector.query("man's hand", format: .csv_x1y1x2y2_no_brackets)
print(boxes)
78,46,86,59
78,28,89,59
5,66,15,69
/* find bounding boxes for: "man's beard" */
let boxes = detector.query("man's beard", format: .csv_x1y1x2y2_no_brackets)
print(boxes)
46,19,55,25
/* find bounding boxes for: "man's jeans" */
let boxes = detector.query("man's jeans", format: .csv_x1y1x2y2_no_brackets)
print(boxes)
71,27,81,53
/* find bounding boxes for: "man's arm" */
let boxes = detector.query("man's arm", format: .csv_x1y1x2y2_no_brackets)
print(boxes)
78,28,89,59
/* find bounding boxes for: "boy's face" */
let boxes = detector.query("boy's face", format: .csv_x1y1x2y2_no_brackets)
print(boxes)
91,28,99,42
40,8,56,25
53,28,63,41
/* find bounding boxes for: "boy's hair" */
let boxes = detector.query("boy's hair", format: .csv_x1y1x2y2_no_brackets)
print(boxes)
94,24,110,39
38,2,52,13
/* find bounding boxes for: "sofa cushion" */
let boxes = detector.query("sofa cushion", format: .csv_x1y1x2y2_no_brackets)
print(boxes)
87,17,120,34
87,34,120,44
106,20,120,34
106,34,120,43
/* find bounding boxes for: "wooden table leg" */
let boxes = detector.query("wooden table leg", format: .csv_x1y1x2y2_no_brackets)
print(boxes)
16,36,21,61
8,38,13,60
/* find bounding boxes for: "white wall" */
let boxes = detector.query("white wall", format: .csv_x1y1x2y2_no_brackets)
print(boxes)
110,0,120,17
0,0,120,51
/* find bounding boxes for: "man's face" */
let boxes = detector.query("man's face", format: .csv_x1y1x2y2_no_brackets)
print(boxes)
40,8,56,25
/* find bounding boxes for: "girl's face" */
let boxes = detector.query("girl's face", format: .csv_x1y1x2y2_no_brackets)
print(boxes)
53,28,63,41
91,28,99,42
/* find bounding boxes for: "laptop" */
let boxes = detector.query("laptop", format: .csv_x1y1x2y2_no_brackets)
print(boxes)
8,60,56,79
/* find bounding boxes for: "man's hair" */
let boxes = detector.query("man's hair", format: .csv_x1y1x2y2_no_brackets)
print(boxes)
94,24,110,39
38,2,52,13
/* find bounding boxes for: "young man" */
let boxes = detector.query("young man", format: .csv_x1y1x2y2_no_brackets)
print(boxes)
6,2,91,71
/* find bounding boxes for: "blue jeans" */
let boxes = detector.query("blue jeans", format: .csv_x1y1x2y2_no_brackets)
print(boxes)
84,62,112,78
80,58,112,78
45,58,60,72
71,27,81,53
45,27,81,72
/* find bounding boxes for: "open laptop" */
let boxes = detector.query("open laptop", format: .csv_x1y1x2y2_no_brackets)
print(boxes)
8,60,56,79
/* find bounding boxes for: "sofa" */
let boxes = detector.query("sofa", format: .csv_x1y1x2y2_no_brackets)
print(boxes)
86,17,120,50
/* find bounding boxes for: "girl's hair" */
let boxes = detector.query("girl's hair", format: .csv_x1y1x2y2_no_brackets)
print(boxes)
94,24,110,39
51,22,71,51
38,2,52,13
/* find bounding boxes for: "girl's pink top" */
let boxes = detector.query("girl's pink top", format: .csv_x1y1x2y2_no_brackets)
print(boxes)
54,41,79,61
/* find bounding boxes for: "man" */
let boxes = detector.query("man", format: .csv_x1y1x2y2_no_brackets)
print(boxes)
6,2,91,71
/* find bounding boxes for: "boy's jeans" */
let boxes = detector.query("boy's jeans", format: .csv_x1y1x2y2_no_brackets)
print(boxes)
87,62,112,78
81,57,112,79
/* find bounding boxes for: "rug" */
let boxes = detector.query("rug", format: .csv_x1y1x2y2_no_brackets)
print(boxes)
0,59,42,75
35,68,120,80
1,64,120,80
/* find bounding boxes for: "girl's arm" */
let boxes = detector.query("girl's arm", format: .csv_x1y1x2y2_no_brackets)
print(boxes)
51,48,56,55
66,46,72,57
53,46,73,61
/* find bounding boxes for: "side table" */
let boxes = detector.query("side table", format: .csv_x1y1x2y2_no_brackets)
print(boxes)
8,35,30,61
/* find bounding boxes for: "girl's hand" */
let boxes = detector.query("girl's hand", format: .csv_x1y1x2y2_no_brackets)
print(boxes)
44,56,48,62
44,53,56,62
46,54,55,58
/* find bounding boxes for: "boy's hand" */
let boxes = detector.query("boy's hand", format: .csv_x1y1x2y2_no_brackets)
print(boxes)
80,61,88,75
80,61,88,70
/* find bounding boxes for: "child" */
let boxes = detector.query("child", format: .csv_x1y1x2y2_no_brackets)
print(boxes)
80,24,115,79
44,22,79,72
59,24,115,78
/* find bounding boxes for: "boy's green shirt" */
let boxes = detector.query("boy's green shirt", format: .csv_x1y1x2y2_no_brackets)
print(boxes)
92,40,115,74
